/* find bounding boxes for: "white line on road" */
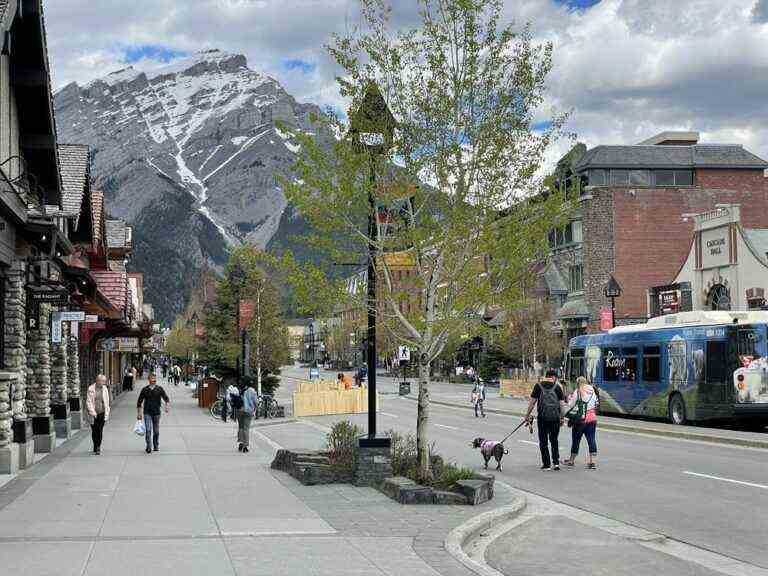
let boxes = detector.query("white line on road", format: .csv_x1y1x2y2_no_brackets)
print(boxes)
299,420,333,433
380,412,399,418
683,471,768,490
518,440,538,446
252,429,283,452
434,423,459,430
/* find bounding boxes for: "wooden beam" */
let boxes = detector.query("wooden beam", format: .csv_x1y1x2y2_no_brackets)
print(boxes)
20,133,55,150
11,67,46,87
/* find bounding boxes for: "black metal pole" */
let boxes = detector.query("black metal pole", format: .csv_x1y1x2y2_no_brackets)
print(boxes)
611,296,616,328
367,156,377,439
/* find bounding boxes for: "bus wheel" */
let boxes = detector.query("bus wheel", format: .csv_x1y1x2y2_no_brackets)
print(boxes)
668,394,687,425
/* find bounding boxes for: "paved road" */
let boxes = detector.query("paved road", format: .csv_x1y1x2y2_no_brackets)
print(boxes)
278,365,768,570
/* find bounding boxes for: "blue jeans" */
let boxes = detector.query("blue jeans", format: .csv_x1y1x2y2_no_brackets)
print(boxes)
144,414,161,450
570,421,598,456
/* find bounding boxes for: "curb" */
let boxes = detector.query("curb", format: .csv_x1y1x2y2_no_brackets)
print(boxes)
444,496,527,576
404,396,768,450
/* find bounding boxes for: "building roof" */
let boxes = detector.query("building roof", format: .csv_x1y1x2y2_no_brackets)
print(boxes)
58,144,89,222
744,229,768,265
90,270,129,312
106,219,128,249
575,144,768,171
91,190,105,248
556,297,590,320
542,261,568,295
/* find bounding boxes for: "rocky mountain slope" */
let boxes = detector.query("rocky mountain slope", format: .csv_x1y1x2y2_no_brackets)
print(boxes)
54,49,329,323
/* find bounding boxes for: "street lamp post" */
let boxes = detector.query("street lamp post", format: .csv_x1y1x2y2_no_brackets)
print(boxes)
604,275,623,329
348,82,396,445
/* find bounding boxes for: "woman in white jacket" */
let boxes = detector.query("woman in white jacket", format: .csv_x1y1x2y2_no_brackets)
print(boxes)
86,374,111,455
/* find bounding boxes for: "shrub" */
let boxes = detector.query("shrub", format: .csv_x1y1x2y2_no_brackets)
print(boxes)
387,429,418,477
325,420,361,477
434,465,476,490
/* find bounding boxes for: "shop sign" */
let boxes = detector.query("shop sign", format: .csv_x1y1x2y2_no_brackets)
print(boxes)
118,337,140,352
29,290,69,305
700,227,730,268
59,311,85,322
660,290,679,313
97,339,118,352
51,318,62,343
599,307,613,331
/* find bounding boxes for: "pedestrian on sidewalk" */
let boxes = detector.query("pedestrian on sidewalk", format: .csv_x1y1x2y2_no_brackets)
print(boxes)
86,374,111,455
237,379,258,453
136,372,170,454
564,376,599,469
471,380,486,417
224,381,241,423
524,369,566,471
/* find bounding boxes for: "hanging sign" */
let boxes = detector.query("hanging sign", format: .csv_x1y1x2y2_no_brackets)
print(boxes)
599,307,614,331
59,311,85,322
85,314,99,323
51,317,62,343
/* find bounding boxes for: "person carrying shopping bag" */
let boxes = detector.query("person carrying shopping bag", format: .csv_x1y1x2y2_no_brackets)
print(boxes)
564,376,599,469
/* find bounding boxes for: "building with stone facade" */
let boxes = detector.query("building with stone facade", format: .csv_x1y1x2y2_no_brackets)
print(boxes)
0,0,151,475
540,131,768,344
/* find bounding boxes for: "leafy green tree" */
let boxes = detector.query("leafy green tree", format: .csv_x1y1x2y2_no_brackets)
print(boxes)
283,0,571,480
199,245,290,392
164,320,197,361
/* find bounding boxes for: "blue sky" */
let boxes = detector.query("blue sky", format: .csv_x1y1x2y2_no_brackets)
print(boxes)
123,45,188,64
283,59,316,73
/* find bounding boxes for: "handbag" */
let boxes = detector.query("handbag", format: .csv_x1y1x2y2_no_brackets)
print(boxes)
133,419,146,436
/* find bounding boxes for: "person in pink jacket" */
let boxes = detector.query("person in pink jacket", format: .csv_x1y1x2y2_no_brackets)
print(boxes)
564,376,599,469
86,374,111,455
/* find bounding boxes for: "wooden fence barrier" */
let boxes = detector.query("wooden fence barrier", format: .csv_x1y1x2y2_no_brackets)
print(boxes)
292,384,381,417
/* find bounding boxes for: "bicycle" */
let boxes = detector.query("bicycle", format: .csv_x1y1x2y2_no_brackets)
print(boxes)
210,398,224,419
256,394,280,419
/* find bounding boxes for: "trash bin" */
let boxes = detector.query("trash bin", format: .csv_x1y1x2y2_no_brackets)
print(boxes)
399,382,411,396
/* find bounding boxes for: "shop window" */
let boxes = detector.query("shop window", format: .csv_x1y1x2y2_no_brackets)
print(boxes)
642,345,661,382
629,170,650,186
610,170,629,185
589,169,607,186
569,264,584,292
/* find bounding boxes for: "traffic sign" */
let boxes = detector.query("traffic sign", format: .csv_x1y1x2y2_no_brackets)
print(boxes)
397,345,411,362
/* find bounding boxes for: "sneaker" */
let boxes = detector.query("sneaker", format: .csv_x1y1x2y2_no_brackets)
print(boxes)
553,464,560,471
238,443,243,452
153,447,159,452
587,462,596,470
145,447,152,454
95,448,101,456
242,446,249,453
540,465,551,471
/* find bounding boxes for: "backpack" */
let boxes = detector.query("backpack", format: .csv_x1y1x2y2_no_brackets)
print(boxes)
229,390,244,410
538,382,561,422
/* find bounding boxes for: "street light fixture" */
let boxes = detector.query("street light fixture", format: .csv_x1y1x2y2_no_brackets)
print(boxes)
348,82,396,442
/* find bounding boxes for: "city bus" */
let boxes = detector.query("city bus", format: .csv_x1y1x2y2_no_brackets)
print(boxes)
565,311,768,427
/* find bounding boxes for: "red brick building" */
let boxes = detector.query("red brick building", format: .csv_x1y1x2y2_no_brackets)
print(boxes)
549,131,768,337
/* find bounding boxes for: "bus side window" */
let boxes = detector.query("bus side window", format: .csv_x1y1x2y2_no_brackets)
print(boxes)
569,348,585,381
642,346,661,382
622,347,638,381
706,341,727,383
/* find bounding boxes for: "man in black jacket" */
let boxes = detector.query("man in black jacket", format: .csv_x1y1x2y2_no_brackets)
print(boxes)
137,373,170,454
524,370,566,471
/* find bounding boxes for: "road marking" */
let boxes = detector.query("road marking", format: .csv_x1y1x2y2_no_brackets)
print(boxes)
434,423,459,430
252,429,283,451
518,440,538,446
683,471,768,490
380,412,399,418
299,420,333,433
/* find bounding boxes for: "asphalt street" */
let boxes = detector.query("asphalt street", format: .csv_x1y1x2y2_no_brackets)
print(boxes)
275,365,768,570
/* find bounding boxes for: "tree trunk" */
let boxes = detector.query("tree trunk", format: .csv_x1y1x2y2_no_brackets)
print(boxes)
417,358,431,482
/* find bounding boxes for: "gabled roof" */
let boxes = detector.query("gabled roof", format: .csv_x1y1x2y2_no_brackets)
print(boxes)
57,143,89,224
575,144,768,171
106,219,128,249
744,229,768,265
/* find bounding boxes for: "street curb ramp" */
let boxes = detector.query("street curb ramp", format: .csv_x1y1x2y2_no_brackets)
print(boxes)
444,496,526,576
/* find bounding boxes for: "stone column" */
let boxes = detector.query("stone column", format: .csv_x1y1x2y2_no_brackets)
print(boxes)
5,261,33,468
67,333,82,430
28,303,55,453
354,437,392,487
0,372,18,474
51,320,70,439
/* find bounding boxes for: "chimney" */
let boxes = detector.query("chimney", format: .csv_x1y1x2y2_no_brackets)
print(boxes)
638,131,700,146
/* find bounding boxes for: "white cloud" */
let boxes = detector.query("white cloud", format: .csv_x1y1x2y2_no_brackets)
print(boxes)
43,0,768,167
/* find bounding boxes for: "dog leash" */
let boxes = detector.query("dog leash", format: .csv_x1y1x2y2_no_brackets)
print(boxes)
499,417,532,445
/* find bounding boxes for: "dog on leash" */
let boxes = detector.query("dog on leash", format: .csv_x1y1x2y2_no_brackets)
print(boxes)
471,438,509,471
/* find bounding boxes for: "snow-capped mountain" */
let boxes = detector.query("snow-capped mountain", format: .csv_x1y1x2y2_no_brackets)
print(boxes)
54,49,329,322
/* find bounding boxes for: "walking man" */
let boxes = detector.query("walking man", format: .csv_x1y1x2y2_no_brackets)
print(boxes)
224,380,241,423
237,380,259,453
136,372,170,454
86,374,111,455
524,369,566,471
471,380,486,418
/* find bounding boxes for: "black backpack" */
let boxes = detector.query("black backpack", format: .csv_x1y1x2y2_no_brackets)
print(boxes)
229,390,244,410
538,382,561,422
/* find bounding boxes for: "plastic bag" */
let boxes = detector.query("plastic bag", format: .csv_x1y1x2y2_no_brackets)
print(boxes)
133,419,146,436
